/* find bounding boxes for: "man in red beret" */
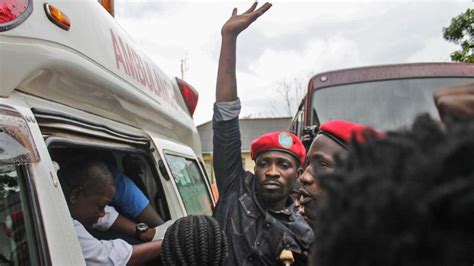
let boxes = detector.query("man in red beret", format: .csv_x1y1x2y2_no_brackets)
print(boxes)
299,120,382,227
212,2,313,265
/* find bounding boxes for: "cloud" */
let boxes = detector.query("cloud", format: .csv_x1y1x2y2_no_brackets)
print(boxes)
115,0,473,125
115,0,173,19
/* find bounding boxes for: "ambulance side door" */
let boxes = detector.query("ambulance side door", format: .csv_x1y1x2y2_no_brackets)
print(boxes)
0,99,84,265
149,136,214,219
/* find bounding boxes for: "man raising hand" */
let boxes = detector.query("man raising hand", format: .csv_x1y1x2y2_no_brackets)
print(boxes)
212,2,314,265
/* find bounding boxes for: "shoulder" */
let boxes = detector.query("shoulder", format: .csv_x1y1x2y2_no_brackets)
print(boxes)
290,213,315,247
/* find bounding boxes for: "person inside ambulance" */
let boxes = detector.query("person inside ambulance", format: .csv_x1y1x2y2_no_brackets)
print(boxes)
96,151,164,228
299,120,382,228
120,154,165,225
61,149,165,229
122,154,149,198
59,159,164,265
107,162,164,228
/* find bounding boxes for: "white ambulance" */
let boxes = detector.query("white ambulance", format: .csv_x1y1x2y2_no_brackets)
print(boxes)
0,0,214,264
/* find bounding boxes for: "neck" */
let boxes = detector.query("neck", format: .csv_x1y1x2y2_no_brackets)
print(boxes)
258,195,287,212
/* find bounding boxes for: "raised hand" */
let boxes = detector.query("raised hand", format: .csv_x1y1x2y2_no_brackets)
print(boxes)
216,2,272,102
221,2,272,37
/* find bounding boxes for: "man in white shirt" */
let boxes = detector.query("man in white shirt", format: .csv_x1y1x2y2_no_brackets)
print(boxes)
60,160,164,265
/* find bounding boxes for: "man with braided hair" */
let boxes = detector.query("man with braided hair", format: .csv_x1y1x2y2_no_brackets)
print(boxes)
161,215,228,265
311,114,474,266
212,2,313,265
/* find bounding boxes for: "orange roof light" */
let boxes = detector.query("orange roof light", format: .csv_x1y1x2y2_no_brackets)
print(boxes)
44,3,70,30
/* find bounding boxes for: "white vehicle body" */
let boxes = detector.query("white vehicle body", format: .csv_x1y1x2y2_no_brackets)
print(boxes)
0,0,214,264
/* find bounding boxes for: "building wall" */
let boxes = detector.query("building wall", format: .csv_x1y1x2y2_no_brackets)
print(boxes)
202,151,255,183
202,153,214,181
242,151,255,172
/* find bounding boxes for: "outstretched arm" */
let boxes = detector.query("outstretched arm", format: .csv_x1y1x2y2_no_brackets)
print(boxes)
136,204,165,227
216,2,272,102
128,241,162,265
213,2,272,194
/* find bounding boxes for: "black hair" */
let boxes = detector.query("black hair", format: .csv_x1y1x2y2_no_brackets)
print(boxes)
161,215,228,266
122,153,144,176
312,114,474,266
58,160,114,196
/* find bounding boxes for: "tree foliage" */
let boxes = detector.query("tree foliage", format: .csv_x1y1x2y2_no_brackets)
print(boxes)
442,8,474,63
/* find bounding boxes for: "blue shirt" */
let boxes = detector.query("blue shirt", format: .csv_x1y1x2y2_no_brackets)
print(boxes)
111,168,149,218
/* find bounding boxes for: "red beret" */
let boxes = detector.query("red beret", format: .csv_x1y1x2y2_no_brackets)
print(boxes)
319,120,383,148
250,131,306,165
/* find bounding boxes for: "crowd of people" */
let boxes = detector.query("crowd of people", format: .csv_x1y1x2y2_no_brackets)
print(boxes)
58,2,474,265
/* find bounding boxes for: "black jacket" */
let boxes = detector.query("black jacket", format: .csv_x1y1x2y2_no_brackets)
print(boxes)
212,117,314,265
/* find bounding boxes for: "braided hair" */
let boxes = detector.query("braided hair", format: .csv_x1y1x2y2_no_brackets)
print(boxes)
312,114,474,266
161,215,228,266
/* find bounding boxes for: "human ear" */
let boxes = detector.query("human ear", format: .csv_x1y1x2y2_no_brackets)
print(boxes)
296,167,304,179
68,186,83,204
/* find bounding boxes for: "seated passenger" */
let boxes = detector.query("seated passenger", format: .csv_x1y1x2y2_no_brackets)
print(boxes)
63,149,164,227
109,163,164,227
59,160,163,265
122,154,149,198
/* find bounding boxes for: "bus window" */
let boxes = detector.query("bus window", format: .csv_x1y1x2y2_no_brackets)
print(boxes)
311,77,474,131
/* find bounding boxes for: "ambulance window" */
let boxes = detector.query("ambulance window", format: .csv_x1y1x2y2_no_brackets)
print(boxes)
0,164,38,265
164,154,212,216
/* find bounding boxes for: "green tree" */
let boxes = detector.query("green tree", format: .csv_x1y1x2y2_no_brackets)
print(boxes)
443,8,474,63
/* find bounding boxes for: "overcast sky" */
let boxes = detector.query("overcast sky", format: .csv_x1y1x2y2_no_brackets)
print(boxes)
114,0,473,125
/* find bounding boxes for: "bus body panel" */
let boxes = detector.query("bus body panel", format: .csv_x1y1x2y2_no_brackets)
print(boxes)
290,62,474,136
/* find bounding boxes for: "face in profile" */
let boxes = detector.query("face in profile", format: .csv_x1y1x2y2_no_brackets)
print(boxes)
254,151,301,205
68,183,115,228
299,134,347,224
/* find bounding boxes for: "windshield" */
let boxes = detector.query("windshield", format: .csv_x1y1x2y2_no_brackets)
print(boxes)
311,78,474,131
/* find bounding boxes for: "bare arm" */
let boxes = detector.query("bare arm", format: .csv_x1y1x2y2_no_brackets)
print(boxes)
213,2,272,194
127,241,162,265
110,214,156,242
136,203,164,227
216,2,272,102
